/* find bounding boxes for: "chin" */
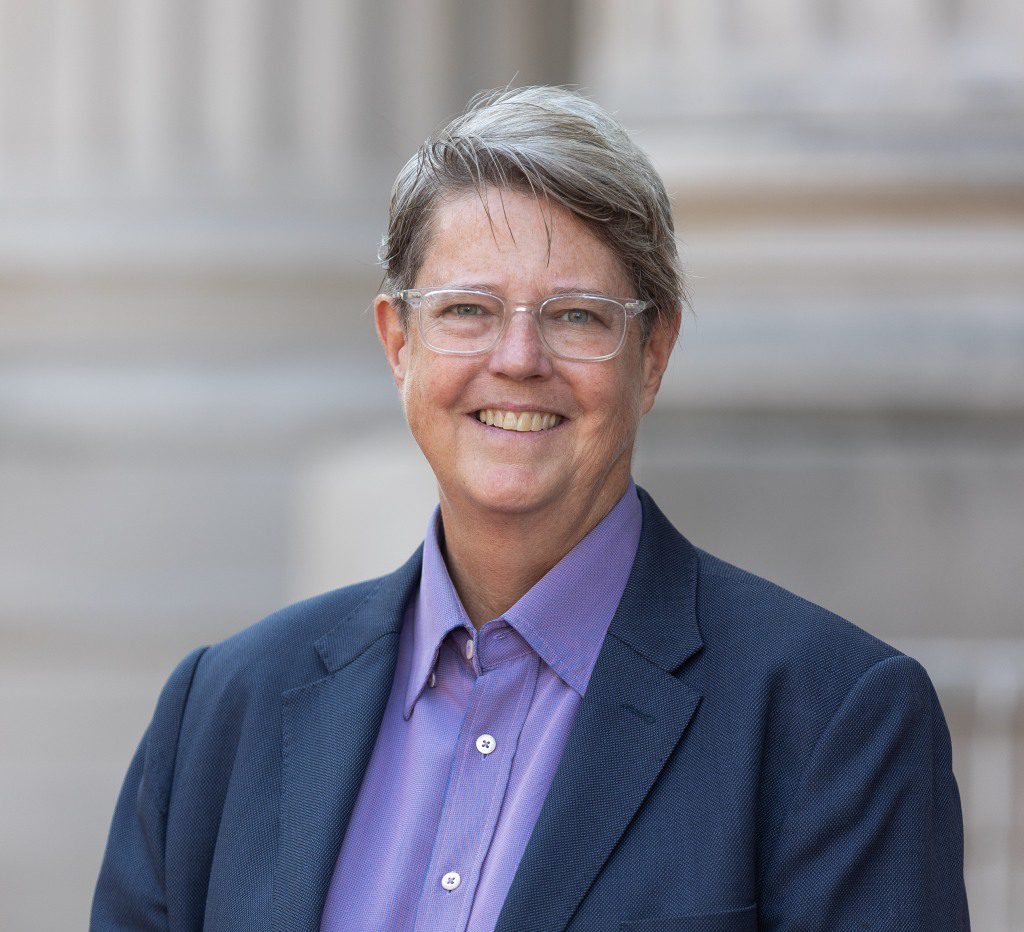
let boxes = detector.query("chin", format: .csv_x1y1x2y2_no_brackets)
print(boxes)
457,463,561,516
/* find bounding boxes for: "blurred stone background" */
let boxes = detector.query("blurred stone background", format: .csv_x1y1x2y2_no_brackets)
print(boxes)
0,1,1022,929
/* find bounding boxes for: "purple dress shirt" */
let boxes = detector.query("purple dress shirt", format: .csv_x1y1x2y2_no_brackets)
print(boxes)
319,480,642,931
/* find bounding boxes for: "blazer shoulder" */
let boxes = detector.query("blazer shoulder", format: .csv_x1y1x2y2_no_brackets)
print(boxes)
691,546,903,689
686,548,946,837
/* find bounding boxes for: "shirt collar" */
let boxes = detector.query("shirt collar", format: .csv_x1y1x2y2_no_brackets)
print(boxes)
404,479,642,719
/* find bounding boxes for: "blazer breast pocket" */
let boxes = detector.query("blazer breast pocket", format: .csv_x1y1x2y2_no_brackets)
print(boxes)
620,902,758,932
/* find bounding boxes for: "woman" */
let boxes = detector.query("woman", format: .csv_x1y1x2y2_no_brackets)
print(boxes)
93,86,968,931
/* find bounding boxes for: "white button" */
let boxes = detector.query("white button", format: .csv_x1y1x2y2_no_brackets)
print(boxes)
476,733,496,755
465,639,474,660
429,671,436,688
441,870,461,890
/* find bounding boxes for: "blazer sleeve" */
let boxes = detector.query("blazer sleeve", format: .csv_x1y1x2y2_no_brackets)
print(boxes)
760,653,970,931
90,646,208,931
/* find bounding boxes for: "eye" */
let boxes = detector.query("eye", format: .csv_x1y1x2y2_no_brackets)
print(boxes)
559,308,592,325
446,303,486,317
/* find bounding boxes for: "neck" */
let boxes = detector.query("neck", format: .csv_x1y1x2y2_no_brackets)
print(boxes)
437,473,631,630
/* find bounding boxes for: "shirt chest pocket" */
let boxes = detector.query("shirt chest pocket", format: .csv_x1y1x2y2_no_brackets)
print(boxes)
619,902,758,932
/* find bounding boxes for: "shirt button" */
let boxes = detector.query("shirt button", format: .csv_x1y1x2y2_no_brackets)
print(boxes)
441,870,461,891
465,639,474,660
429,671,436,688
476,733,496,755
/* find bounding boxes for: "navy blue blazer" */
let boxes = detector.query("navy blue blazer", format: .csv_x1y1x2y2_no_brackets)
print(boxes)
92,486,969,931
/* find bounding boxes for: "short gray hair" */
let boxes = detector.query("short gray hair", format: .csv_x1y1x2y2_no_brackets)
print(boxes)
379,85,688,341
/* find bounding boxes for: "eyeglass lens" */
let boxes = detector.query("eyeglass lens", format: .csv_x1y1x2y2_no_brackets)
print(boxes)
417,291,626,359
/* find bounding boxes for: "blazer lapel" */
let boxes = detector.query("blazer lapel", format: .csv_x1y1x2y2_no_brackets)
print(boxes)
271,546,423,930
495,488,705,932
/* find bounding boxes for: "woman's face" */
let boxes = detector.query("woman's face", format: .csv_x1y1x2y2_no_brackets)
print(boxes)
376,186,676,522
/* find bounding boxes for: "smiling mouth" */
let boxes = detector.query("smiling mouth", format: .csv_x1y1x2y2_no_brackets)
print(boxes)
475,409,564,432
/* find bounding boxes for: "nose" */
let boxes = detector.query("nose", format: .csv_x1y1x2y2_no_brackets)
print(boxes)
486,308,553,379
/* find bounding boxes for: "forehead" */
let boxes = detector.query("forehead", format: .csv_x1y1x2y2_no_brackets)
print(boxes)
415,186,632,296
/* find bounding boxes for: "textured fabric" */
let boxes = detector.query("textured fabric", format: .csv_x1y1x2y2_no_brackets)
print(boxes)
320,481,642,931
91,484,970,931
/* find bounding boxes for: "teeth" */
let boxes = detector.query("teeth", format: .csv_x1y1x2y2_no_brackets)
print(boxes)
476,409,563,432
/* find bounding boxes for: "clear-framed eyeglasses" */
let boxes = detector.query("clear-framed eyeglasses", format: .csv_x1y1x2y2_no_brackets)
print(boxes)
394,288,651,362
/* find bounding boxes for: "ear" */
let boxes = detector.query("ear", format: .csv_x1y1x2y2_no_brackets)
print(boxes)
375,294,410,389
639,310,680,417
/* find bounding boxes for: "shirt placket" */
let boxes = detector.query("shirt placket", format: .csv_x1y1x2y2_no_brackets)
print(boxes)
413,626,540,932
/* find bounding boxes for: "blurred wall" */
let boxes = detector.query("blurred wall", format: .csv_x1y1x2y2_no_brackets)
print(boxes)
0,1,1021,929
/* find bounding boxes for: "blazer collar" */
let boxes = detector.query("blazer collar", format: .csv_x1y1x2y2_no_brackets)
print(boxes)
606,485,702,672
313,542,424,674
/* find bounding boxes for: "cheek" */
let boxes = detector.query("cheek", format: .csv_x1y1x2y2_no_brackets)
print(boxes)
402,356,470,433
587,367,644,434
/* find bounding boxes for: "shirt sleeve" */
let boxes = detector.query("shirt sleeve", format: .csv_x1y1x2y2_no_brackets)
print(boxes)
760,652,970,930
90,646,208,931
